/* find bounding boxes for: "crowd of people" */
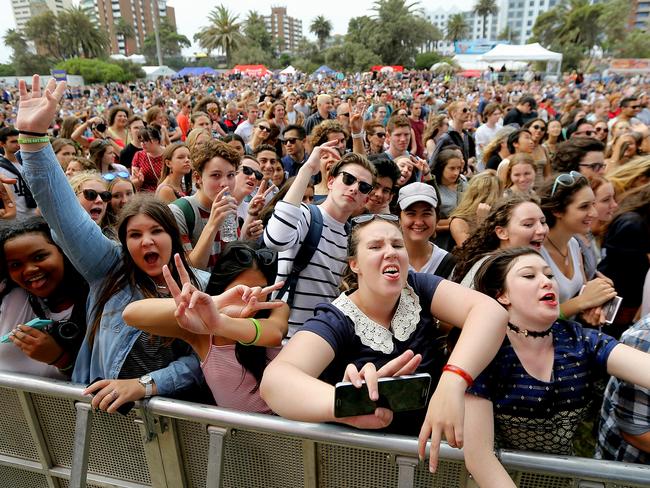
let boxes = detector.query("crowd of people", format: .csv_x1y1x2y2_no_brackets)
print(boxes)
2,68,650,483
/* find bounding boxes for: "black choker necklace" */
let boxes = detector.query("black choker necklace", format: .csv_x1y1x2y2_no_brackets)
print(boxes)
507,322,554,338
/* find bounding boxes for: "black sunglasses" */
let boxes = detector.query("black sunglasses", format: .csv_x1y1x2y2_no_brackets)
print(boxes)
282,137,300,145
241,165,263,181
579,162,605,171
531,124,546,131
229,247,277,267
374,132,386,138
257,125,271,132
350,213,399,227
81,189,112,202
595,127,609,133
338,171,374,194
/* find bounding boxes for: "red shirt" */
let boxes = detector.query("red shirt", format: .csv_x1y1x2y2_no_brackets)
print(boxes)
132,150,163,193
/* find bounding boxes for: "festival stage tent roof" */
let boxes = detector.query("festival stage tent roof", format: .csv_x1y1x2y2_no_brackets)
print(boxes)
313,65,337,76
142,66,176,79
280,65,297,74
453,54,527,71
175,67,217,77
479,43,562,63
231,65,271,76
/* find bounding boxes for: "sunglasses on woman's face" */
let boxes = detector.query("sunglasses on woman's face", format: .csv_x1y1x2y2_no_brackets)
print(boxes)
241,165,264,181
257,125,271,132
338,171,374,194
81,189,112,202
531,124,546,131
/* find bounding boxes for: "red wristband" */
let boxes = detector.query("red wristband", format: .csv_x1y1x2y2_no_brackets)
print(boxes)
442,364,474,387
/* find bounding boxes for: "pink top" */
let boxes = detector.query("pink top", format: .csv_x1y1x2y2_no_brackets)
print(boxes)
201,342,280,414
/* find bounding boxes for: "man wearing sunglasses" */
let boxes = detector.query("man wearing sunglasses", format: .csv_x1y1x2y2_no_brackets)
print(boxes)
264,142,376,337
608,97,642,131
280,125,308,177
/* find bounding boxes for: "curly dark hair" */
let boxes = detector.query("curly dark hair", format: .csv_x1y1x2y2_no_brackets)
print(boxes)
451,194,540,282
552,137,605,173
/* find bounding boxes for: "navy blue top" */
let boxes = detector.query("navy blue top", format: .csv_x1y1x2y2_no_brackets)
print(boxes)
302,272,447,434
468,320,618,454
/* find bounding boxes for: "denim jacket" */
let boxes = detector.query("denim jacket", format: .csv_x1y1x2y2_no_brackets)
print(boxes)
22,145,205,395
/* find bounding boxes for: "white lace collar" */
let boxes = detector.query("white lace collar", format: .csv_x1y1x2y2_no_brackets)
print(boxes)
331,286,422,354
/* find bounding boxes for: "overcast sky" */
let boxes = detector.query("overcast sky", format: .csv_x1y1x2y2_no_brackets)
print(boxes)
0,0,476,63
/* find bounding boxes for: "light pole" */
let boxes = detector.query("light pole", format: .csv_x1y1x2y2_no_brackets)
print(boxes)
150,0,163,65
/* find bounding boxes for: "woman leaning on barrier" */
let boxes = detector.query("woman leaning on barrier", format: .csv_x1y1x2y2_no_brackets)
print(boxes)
463,247,650,488
260,213,510,473
15,75,208,414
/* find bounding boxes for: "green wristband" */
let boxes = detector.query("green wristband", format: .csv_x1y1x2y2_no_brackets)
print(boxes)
18,137,50,144
238,317,262,346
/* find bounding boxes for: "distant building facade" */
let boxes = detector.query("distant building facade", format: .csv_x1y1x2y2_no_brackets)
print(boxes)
264,7,303,54
80,0,177,55
11,0,73,32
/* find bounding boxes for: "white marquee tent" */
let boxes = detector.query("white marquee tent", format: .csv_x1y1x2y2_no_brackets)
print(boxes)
479,43,562,73
142,66,177,80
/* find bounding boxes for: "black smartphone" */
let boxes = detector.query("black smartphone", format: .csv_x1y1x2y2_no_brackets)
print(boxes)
334,373,431,418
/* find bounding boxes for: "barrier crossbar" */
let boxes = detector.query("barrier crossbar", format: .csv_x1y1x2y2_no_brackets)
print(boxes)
0,371,649,488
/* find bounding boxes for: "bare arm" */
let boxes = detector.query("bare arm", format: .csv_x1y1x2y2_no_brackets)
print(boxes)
449,217,470,247
283,141,340,207
607,343,650,391
463,394,516,488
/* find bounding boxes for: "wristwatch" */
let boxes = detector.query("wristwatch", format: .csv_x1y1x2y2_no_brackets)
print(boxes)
139,374,154,398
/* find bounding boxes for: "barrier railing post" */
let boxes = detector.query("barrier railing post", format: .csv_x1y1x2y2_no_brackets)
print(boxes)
15,390,62,488
396,455,417,488
69,402,92,488
156,417,187,487
206,426,228,488
302,440,318,488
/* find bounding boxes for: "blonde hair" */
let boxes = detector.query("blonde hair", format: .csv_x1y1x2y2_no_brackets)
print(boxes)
450,171,501,223
186,127,211,156
606,155,650,196
68,171,105,194
503,153,536,190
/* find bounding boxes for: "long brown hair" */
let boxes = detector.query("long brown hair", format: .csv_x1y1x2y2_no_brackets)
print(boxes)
88,195,198,347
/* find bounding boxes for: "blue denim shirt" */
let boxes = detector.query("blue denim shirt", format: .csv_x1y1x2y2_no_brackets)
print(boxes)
22,145,205,395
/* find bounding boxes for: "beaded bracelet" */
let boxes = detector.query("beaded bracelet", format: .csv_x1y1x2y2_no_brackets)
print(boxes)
18,136,50,144
238,317,262,346
442,364,474,387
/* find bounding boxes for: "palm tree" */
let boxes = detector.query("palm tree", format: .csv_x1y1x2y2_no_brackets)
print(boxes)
194,5,243,66
473,0,498,39
310,15,332,51
58,6,109,58
114,18,135,56
446,13,469,43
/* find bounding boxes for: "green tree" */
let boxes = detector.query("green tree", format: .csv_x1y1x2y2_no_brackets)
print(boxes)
114,18,136,56
143,19,191,61
531,0,604,70
310,15,333,51
194,5,243,66
244,10,273,53
473,0,498,39
58,6,109,59
4,28,52,75
615,29,650,58
367,0,441,66
24,11,63,58
446,13,469,43
325,41,381,72
232,44,272,65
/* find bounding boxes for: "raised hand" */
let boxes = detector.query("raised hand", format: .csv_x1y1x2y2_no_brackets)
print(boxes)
247,179,272,217
0,176,16,219
302,139,341,177
16,75,67,134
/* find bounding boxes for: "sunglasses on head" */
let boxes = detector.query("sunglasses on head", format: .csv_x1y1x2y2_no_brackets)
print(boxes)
282,137,300,145
350,213,399,227
229,246,277,267
550,171,587,197
338,171,374,194
102,171,130,182
241,165,264,181
81,189,112,202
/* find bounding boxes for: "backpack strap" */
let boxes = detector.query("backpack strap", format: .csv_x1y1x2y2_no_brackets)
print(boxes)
435,252,456,280
276,204,324,307
172,197,195,237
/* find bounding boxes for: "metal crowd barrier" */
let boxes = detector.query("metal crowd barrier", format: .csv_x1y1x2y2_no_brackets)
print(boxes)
1,371,649,488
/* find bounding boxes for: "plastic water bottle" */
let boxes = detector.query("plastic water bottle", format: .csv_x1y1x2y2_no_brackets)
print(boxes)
220,193,238,242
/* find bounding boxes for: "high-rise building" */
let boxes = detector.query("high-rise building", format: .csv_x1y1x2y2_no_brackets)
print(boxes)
629,0,650,29
11,0,74,33
424,7,499,54
80,0,176,56
264,7,303,54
